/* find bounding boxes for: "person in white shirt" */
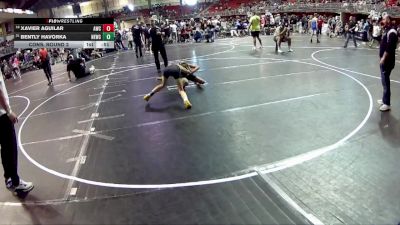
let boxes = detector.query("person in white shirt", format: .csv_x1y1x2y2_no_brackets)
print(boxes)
269,14,275,26
59,48,65,62
273,22,293,53
275,14,281,26
170,22,178,43
369,20,382,47
127,28,134,49
230,21,239,37
0,75,34,195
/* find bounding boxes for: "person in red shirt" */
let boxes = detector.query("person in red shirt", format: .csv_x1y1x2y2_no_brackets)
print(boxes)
317,16,324,41
39,48,53,85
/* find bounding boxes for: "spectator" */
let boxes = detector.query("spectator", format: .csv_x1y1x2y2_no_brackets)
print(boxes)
378,14,398,111
11,57,21,79
127,28,133,49
133,23,144,58
170,22,178,43
344,16,358,48
369,20,382,47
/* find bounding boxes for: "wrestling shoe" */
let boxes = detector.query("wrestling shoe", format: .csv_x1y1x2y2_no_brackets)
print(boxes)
143,94,151,101
184,100,192,109
195,82,203,88
6,178,34,194
379,104,391,112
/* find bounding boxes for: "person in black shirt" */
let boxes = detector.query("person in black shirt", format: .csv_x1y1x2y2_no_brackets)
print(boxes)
143,24,151,52
149,20,168,73
132,23,144,58
115,30,126,50
301,16,308,34
67,55,95,81
377,14,398,111
162,22,171,44
201,21,206,31
206,21,215,43
344,16,357,48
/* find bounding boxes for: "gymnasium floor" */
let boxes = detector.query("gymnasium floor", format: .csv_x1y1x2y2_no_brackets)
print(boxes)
1,35,400,224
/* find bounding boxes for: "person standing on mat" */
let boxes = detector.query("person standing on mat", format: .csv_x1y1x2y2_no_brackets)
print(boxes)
143,24,151,53
170,21,178,43
310,14,319,43
149,20,168,73
39,48,53,85
115,30,126,50
317,16,324,42
143,62,205,109
249,12,263,50
369,20,382,47
127,28,133,49
377,14,398,112
133,23,144,58
344,16,358,48
0,74,34,195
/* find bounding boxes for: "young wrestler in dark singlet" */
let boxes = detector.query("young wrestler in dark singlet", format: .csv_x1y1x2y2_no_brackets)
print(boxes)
143,62,206,109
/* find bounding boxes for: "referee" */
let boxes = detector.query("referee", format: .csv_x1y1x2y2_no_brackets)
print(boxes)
0,74,34,194
377,14,398,112
149,20,168,73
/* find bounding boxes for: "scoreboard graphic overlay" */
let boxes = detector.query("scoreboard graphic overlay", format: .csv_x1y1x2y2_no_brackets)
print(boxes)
14,18,115,49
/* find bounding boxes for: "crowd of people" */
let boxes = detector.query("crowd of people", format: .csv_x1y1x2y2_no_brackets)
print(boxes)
153,2,211,19
98,0,400,22
0,40,13,47
0,40,14,56
0,47,103,82
113,10,398,47
2,9,398,82
1,0,399,83
103,1,214,21
106,10,399,105
198,0,400,17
